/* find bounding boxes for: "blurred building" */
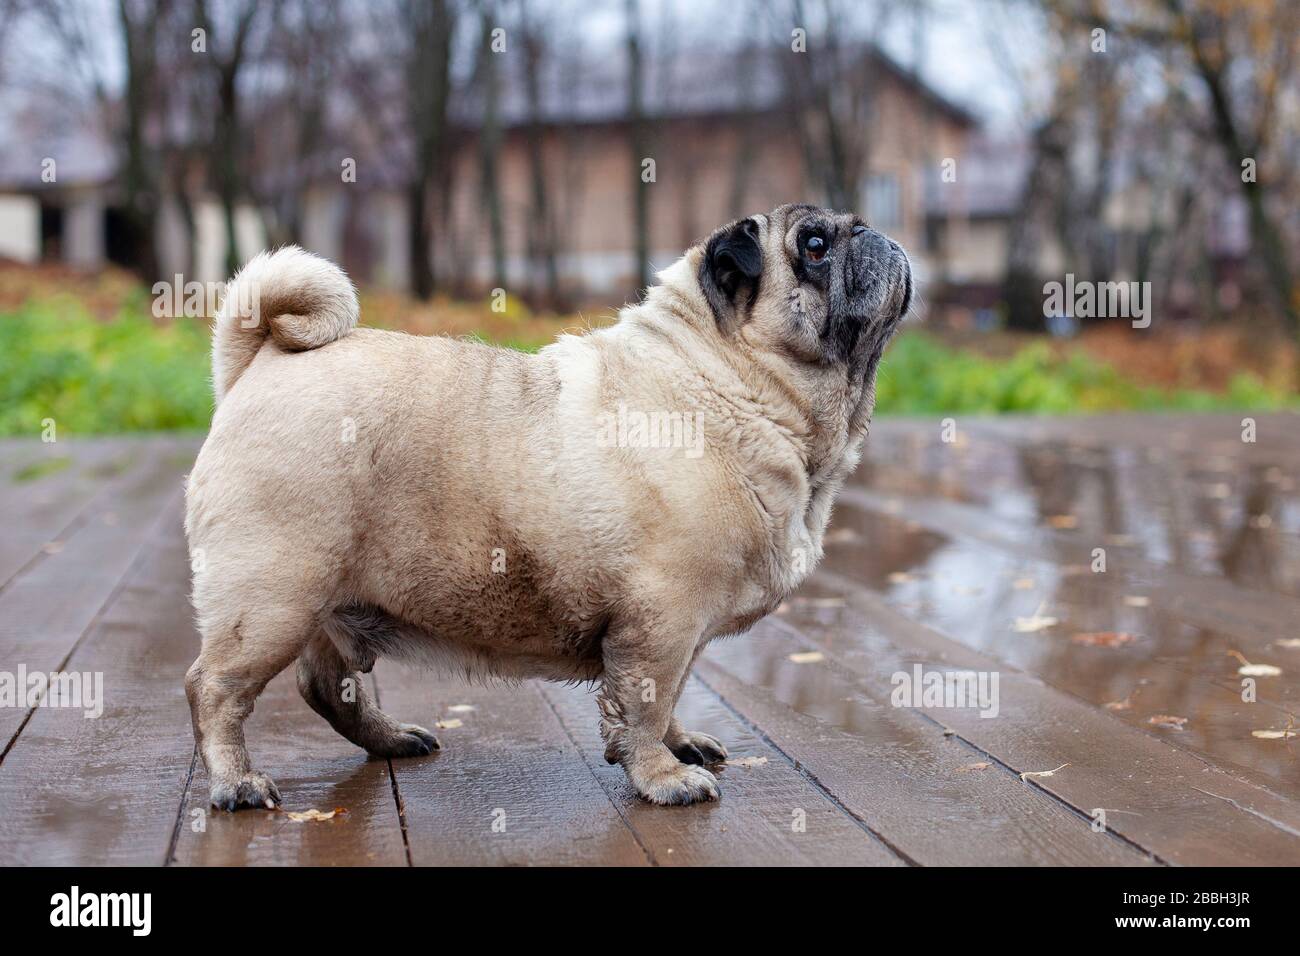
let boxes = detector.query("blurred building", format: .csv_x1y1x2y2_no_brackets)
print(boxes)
0,121,264,284
0,43,981,308
924,132,1256,329
437,43,977,302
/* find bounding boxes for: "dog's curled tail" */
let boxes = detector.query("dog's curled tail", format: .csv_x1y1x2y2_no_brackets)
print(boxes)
212,246,359,403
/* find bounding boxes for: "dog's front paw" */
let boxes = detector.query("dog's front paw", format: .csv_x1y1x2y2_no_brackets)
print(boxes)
210,770,281,811
367,723,440,759
627,750,720,805
668,730,728,765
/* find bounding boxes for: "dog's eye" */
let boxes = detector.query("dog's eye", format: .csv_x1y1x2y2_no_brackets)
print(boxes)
804,234,827,263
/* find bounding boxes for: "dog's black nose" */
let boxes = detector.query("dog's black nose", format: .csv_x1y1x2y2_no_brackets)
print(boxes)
852,224,868,236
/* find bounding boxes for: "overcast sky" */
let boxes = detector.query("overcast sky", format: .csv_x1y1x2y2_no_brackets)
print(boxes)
588,0,1052,130
0,0,1051,135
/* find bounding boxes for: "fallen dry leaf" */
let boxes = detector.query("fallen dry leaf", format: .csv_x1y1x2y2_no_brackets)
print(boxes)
285,808,346,823
787,651,825,664
1274,638,1300,649
1251,729,1298,740
1020,763,1069,782
447,704,475,713
1014,603,1059,633
1104,698,1132,712
1122,595,1150,608
1148,714,1188,730
1238,663,1282,677
1072,631,1137,647
956,762,991,773
727,756,768,768
1047,514,1078,529
1226,650,1280,677
435,718,463,729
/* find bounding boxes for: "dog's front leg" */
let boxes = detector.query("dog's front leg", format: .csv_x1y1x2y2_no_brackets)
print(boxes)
658,643,728,766
598,622,719,805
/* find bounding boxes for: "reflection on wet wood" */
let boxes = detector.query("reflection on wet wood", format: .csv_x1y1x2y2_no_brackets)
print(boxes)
0,417,1297,865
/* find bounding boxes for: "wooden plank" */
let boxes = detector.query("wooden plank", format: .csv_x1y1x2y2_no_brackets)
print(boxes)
824,488,1300,788
962,412,1300,461
837,484,1300,656
375,663,650,866
538,677,905,866
826,484,1298,694
871,414,1300,469
0,494,197,865
170,667,409,867
0,439,195,749
0,439,141,590
784,566,1300,866
692,621,1154,866
862,418,1300,600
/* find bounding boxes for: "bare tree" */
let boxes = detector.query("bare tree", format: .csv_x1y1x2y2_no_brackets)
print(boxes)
396,0,457,299
1166,0,1300,338
626,0,650,293
114,0,166,279
475,0,507,290
1046,0,1300,339
254,0,350,248
519,1,563,305
157,21,212,279
771,0,893,210
192,0,266,277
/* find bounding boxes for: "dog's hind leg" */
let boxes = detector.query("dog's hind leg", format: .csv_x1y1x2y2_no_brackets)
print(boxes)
186,605,317,811
296,631,439,758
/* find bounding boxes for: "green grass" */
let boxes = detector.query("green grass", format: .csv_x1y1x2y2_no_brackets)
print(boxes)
0,293,1293,436
0,292,212,436
873,332,1296,415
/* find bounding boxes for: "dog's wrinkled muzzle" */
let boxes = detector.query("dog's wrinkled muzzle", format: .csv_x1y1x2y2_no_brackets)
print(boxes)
846,226,912,322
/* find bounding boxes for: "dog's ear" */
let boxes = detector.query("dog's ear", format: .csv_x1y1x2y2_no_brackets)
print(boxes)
699,217,763,332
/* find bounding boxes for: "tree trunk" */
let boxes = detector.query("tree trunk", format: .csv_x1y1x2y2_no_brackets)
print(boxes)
408,180,434,300
1183,9,1298,338
522,27,559,306
404,0,453,300
477,6,506,290
217,64,241,276
626,0,650,294
117,0,160,281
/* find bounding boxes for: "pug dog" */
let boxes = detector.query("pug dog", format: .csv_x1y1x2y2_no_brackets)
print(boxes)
185,203,911,809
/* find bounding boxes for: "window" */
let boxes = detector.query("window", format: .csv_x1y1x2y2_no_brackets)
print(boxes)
864,172,901,230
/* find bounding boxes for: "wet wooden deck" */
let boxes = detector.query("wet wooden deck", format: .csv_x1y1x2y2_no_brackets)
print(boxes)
2,413,1298,866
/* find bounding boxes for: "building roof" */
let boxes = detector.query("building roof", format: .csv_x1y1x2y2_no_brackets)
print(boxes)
454,41,979,130
925,135,1031,219
0,116,116,191
0,40,977,195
